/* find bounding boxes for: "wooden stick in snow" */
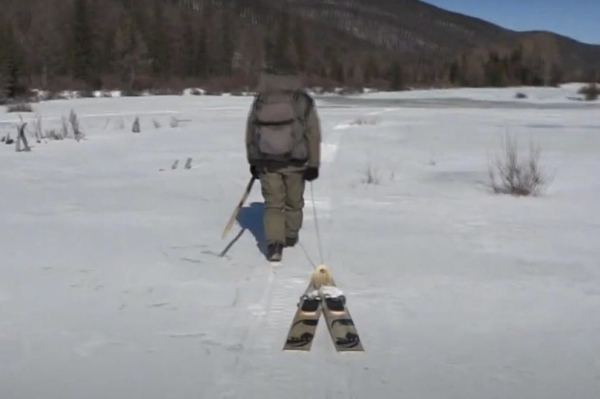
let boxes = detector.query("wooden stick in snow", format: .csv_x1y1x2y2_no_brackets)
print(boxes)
16,123,31,152
132,117,140,133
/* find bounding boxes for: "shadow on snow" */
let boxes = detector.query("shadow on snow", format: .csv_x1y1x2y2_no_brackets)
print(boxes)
220,202,267,259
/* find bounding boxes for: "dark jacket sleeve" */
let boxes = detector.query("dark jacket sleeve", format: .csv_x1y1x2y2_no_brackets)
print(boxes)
245,104,257,165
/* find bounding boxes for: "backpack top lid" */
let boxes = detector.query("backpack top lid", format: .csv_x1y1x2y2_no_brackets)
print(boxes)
256,72,304,95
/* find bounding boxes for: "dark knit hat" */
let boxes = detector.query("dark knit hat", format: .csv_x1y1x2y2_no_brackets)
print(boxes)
261,57,298,76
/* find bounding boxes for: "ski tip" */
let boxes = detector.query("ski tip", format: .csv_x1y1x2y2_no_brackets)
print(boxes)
312,264,333,287
316,264,330,273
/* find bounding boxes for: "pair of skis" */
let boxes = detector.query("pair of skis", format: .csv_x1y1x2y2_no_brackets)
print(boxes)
223,179,363,352
283,265,364,352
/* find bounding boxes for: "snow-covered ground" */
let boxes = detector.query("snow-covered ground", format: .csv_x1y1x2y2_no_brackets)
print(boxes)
354,82,591,103
1,86,599,399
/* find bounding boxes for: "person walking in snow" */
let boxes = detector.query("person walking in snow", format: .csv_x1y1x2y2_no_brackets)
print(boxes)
245,66,321,262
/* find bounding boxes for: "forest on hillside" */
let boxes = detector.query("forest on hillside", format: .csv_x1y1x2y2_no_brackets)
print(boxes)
0,0,596,99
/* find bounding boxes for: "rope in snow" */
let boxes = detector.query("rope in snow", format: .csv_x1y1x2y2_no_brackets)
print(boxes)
298,242,317,269
310,181,325,267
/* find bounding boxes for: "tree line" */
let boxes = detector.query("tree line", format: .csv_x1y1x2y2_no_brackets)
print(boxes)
0,0,596,100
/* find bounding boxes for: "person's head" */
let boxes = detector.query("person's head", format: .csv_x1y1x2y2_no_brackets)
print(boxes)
261,62,298,77
256,60,304,93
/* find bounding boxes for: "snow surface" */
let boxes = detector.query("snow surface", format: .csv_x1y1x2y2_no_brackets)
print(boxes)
1,87,600,399
353,82,592,104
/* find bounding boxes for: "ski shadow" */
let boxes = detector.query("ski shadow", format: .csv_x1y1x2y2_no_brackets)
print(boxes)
220,202,267,258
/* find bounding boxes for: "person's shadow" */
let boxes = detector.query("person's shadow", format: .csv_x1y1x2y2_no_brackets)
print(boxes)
220,202,268,258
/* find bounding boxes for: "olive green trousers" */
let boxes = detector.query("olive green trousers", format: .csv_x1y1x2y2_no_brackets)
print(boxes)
259,165,306,245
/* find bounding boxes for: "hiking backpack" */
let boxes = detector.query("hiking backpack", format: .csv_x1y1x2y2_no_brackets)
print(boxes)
249,90,312,162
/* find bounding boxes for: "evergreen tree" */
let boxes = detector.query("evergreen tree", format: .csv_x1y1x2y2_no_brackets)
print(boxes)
71,0,96,85
219,11,235,76
195,26,209,79
293,17,307,72
181,12,195,78
0,22,22,98
0,24,9,98
273,11,292,71
319,65,328,79
148,0,170,79
330,56,344,84
483,52,505,87
364,55,379,83
114,16,149,89
388,60,403,90
449,61,459,84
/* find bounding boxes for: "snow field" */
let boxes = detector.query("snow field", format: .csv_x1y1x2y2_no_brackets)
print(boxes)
1,87,600,399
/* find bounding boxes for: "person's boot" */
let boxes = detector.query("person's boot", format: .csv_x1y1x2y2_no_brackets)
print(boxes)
267,243,283,262
285,236,298,248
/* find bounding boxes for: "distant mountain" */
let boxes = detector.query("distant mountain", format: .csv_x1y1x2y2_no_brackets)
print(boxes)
259,0,600,75
1,0,598,96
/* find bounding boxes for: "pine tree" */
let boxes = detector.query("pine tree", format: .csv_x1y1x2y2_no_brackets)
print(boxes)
196,26,209,79
114,16,149,89
449,61,459,84
330,56,344,83
364,55,379,83
219,11,235,76
0,24,8,98
181,13,195,78
293,18,307,72
148,0,170,79
388,60,403,91
483,52,505,87
273,11,292,72
0,22,21,98
71,0,96,86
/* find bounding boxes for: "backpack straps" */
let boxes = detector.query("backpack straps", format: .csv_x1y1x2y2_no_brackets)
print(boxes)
292,90,314,126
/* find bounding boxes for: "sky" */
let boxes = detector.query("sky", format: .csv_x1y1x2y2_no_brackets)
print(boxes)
424,0,599,45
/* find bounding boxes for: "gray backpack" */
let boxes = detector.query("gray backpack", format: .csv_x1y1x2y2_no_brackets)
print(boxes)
250,91,310,162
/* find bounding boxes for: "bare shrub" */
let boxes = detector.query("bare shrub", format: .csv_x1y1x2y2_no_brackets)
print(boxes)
15,122,31,152
61,116,70,138
153,119,161,129
488,135,552,196
515,92,527,99
46,129,63,140
362,163,381,185
54,110,84,141
69,109,83,141
7,103,33,113
33,114,43,141
578,83,599,101
114,117,125,130
122,89,142,97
